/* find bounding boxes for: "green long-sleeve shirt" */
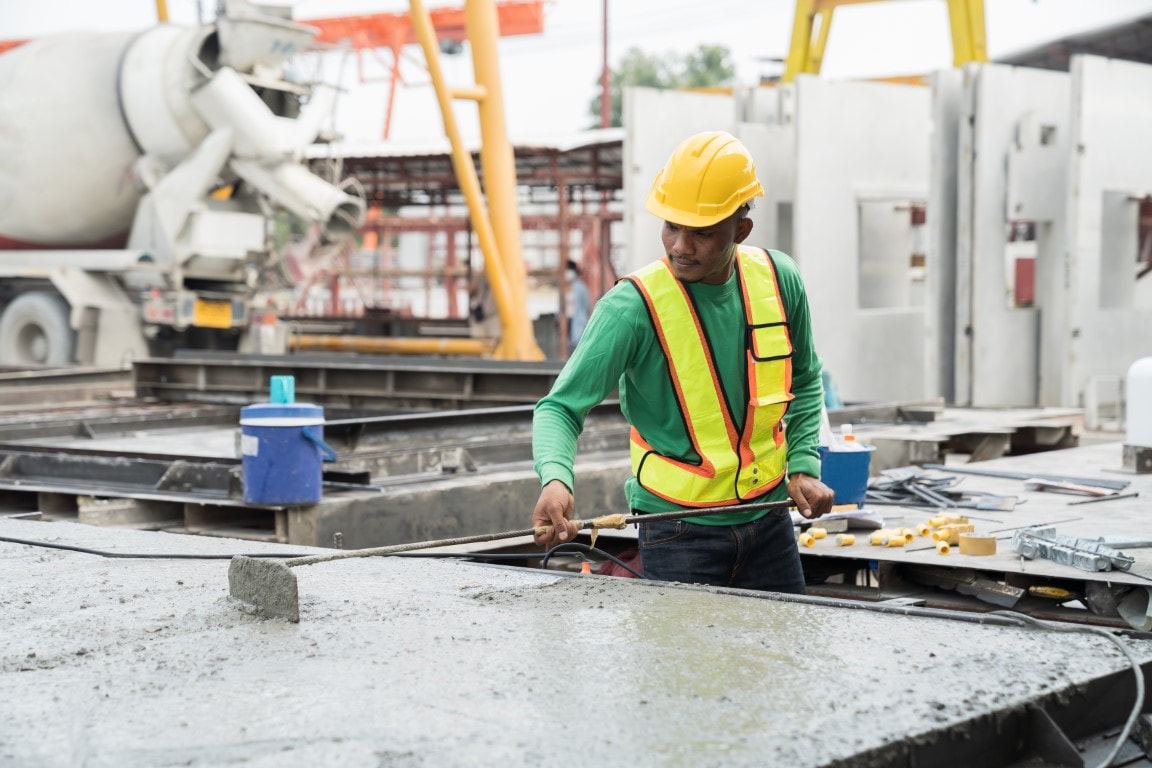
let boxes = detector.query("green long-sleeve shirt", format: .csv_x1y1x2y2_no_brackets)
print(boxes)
533,248,824,525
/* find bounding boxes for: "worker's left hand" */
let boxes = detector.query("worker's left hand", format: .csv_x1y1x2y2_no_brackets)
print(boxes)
787,473,835,519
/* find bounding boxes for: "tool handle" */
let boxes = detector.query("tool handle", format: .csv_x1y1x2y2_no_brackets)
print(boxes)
286,499,796,567
286,526,547,566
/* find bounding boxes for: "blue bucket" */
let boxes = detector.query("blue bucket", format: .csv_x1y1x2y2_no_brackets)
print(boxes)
240,403,338,506
818,445,876,505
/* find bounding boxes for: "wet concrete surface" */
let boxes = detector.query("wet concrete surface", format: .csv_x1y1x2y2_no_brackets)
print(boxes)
2,518,1150,767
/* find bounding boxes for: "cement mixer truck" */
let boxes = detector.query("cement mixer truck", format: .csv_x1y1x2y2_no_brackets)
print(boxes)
0,1,365,367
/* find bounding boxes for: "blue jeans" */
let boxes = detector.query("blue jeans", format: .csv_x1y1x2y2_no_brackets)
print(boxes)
637,509,805,594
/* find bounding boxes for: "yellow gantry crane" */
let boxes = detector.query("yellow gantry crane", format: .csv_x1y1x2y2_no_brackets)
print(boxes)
411,0,545,361
783,0,988,81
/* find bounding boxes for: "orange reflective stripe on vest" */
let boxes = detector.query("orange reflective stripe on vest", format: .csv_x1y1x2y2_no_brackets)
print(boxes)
625,246,794,507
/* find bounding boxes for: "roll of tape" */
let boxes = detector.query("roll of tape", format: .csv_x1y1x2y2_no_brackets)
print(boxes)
935,540,951,556
870,530,889,546
835,534,855,547
810,527,828,540
799,532,816,548
916,523,931,537
958,533,997,556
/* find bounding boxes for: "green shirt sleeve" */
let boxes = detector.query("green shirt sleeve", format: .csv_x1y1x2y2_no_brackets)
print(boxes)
770,250,824,480
532,287,643,492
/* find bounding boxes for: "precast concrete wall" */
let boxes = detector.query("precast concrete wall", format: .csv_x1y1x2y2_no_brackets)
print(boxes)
735,85,797,256
792,76,930,403
955,64,1070,407
622,87,736,275
925,69,963,404
1056,55,1152,409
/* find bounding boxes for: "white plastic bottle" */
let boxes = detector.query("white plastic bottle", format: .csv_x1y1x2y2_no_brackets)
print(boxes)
1128,357,1152,448
837,423,865,451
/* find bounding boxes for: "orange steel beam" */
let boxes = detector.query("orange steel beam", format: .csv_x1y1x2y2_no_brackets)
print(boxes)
0,39,29,55
289,334,497,357
307,1,544,50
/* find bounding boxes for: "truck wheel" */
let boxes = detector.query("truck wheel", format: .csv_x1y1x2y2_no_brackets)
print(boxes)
0,292,75,366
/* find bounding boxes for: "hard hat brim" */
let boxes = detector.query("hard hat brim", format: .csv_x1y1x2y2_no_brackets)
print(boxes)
645,183,765,228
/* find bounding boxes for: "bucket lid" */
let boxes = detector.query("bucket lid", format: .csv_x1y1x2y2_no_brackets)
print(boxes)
241,402,324,425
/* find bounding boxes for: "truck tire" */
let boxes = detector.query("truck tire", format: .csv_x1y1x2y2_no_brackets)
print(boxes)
0,292,75,366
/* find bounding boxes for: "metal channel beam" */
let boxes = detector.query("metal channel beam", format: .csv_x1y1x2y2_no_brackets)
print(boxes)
0,450,250,507
0,367,133,407
134,355,569,409
836,660,1151,768
0,403,236,441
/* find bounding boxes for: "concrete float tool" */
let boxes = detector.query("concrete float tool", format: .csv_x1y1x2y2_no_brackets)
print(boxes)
229,499,795,622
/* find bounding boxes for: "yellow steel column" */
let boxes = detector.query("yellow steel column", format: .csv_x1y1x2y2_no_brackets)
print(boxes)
947,0,987,66
409,0,543,360
964,0,988,63
946,0,971,66
782,0,815,83
156,0,169,23
466,0,529,313
805,8,835,74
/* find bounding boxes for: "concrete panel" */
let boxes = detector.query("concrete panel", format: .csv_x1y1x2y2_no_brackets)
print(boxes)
925,69,963,403
1060,55,1152,407
792,77,930,403
736,89,796,252
955,64,1069,407
622,87,735,275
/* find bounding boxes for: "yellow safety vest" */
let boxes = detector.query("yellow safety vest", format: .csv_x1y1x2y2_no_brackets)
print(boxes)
624,246,794,507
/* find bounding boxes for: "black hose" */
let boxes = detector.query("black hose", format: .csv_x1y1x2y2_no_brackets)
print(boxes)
541,542,644,578
989,610,1147,768
0,534,309,560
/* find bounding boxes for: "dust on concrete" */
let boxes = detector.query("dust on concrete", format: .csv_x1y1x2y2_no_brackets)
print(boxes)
2,517,1150,768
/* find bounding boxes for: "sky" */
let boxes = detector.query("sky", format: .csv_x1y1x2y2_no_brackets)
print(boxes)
4,0,1152,144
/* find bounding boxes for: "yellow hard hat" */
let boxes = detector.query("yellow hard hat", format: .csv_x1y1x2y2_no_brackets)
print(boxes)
645,131,765,227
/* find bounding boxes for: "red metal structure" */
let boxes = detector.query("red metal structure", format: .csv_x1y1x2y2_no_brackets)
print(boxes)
307,1,545,139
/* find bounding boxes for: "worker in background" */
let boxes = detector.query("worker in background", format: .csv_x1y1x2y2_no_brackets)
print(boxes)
530,131,833,593
565,259,590,355
468,266,500,339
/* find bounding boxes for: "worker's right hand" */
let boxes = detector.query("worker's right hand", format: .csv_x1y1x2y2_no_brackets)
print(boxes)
532,479,578,547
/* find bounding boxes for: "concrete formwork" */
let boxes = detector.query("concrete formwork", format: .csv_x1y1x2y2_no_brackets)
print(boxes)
1052,55,1152,409
621,87,736,276
954,64,1071,407
792,77,931,403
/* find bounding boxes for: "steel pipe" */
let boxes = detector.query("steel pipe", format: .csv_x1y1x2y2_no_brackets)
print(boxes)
289,334,496,357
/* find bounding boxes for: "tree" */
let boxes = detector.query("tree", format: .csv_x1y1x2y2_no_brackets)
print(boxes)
588,44,736,128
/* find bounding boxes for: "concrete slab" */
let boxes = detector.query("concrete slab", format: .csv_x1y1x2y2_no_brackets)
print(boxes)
2,519,1150,766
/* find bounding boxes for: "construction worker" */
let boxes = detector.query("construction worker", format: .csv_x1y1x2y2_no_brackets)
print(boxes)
530,131,832,593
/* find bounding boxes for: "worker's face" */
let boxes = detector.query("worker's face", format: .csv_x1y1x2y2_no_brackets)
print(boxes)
661,212,753,285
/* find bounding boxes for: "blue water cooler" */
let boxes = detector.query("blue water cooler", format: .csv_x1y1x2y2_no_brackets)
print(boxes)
240,402,337,505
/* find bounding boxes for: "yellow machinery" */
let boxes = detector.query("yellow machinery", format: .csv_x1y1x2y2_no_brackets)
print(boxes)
783,0,987,81
289,0,546,361
410,0,544,361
